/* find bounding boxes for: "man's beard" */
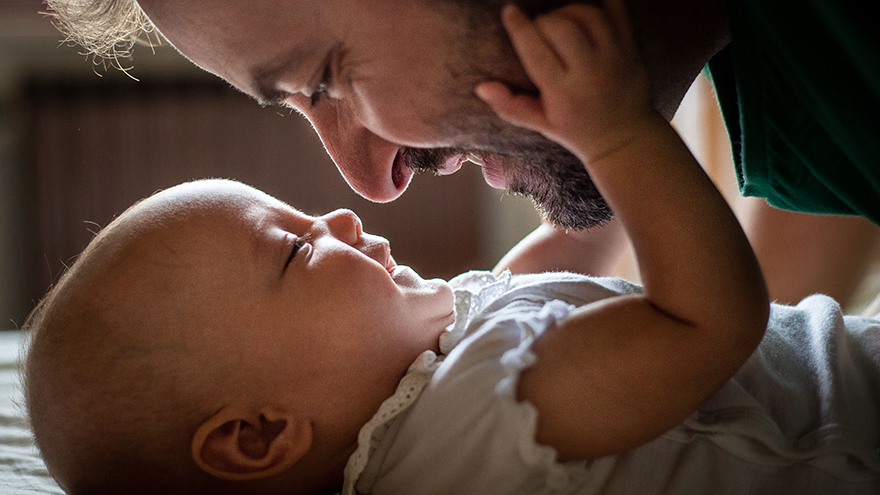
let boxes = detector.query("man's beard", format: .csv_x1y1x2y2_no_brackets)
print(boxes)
404,146,612,231
409,0,612,230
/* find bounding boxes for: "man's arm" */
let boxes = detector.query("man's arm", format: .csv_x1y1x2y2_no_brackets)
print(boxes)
476,1,769,459
739,198,880,307
493,217,629,276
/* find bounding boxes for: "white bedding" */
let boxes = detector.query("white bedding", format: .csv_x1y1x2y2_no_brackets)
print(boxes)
0,331,63,494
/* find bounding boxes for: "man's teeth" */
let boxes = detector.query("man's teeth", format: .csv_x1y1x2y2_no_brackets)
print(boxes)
466,152,485,166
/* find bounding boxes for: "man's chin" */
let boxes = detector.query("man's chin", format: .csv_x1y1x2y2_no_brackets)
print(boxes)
517,185,613,230
401,143,613,230
503,154,614,230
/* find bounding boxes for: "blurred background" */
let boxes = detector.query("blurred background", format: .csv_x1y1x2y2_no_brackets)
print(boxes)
0,0,543,328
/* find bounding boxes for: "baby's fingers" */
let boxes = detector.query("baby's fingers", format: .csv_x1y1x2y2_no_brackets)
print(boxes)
500,5,564,88
534,9,597,71
603,0,636,52
475,81,549,133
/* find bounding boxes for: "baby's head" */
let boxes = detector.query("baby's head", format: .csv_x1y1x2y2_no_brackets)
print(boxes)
23,179,454,495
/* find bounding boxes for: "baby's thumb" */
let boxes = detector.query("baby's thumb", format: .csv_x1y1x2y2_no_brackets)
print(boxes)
475,81,547,132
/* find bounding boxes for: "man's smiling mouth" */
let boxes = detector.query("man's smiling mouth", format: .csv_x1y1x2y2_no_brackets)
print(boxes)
433,151,487,176
400,147,508,189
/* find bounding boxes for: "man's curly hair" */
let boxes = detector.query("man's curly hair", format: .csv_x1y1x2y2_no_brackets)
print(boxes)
45,0,157,67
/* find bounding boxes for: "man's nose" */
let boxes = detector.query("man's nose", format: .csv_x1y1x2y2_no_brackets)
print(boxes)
297,96,413,203
320,209,363,245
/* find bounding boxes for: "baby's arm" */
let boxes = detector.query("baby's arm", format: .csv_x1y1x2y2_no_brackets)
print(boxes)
477,2,769,459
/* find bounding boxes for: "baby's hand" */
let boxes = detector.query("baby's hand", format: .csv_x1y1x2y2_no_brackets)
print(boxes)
476,1,652,165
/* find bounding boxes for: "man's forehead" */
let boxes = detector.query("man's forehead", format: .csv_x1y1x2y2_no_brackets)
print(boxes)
141,0,324,84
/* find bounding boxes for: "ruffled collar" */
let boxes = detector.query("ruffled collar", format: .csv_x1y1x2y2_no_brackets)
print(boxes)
440,270,512,353
341,271,512,494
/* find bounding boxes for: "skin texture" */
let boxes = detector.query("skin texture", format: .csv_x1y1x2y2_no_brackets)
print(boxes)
132,0,877,308
25,180,454,495
26,57,771,486
136,0,728,228
22,0,879,489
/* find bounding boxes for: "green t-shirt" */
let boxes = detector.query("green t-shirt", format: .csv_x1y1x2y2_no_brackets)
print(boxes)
705,0,880,223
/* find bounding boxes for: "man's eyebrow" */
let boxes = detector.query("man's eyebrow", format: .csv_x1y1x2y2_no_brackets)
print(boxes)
250,47,312,107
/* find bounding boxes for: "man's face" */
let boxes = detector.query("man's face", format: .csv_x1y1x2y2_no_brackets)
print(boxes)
140,0,611,229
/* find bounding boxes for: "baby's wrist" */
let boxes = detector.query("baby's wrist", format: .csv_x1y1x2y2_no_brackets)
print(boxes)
569,107,661,166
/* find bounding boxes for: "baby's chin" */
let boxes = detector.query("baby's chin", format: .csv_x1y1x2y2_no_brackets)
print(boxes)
392,265,454,310
390,265,438,289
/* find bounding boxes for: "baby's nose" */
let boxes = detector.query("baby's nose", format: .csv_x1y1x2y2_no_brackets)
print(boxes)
321,209,363,245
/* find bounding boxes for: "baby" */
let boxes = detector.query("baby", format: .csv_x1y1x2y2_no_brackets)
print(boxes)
23,2,878,495
23,178,457,494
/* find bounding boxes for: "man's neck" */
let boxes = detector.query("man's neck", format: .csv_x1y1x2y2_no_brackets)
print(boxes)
625,0,730,120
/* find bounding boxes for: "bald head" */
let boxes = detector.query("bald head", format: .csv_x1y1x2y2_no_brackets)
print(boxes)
22,179,425,495
22,196,233,494
19,181,314,495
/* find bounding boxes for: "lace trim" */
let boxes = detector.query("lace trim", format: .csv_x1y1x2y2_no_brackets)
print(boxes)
342,271,510,494
341,351,441,495
441,270,512,353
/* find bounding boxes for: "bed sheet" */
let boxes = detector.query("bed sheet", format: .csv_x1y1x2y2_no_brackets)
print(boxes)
0,331,63,494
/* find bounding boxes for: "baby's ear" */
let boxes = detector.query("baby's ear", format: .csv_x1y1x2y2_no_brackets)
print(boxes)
191,405,312,481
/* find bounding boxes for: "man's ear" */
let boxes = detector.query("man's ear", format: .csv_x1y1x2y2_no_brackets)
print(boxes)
191,405,313,481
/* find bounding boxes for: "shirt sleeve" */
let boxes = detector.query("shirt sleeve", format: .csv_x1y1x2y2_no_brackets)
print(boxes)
706,0,880,222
